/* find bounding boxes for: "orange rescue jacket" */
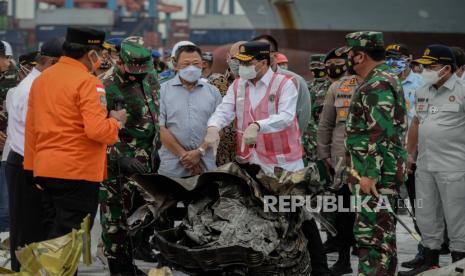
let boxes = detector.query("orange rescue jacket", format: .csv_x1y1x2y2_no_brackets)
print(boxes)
23,56,119,182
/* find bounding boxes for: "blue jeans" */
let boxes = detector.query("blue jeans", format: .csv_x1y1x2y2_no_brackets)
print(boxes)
0,161,9,232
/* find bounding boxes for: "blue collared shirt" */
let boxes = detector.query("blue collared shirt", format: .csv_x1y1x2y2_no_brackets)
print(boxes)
158,74,222,177
402,70,424,126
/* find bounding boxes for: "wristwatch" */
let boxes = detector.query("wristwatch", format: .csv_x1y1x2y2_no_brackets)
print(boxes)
198,146,206,156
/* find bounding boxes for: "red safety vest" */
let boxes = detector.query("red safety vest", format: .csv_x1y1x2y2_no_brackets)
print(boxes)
233,72,303,165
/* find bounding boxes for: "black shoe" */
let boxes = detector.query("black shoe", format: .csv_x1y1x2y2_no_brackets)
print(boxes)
398,248,439,276
401,254,424,269
133,244,157,263
330,247,352,276
108,259,146,276
451,251,465,263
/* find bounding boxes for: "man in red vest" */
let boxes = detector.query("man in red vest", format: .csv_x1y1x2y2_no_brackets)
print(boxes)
205,41,303,175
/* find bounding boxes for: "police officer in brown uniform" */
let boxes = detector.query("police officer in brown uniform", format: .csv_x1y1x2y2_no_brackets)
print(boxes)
317,48,361,275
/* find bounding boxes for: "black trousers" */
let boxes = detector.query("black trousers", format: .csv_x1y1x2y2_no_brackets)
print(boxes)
36,177,99,240
334,184,356,249
405,164,421,234
6,151,46,272
303,219,330,275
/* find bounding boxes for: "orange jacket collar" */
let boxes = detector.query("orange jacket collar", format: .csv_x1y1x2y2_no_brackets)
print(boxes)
59,56,89,72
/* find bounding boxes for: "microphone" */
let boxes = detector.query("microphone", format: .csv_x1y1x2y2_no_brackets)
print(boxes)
113,95,125,129
114,95,124,111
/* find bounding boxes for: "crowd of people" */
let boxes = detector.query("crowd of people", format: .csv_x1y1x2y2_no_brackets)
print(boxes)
0,26,464,276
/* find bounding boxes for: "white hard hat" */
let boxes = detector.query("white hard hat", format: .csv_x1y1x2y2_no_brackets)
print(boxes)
171,40,195,58
1,41,13,57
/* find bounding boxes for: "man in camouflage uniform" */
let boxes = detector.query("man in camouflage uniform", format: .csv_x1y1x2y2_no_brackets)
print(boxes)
100,38,160,275
342,31,407,275
302,54,331,165
308,54,332,123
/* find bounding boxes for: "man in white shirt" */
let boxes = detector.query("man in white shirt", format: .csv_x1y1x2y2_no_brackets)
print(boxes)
205,41,303,175
5,37,63,271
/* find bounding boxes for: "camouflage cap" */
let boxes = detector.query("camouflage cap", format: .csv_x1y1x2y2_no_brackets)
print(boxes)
309,54,326,64
120,39,154,74
338,31,384,54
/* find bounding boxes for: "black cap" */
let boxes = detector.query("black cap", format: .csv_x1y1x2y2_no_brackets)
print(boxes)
19,51,39,66
235,41,270,62
385,43,411,58
324,47,347,63
202,52,213,62
415,44,456,65
65,27,105,47
41,37,65,57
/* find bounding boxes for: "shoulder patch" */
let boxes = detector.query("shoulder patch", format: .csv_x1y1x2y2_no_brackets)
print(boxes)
96,84,105,93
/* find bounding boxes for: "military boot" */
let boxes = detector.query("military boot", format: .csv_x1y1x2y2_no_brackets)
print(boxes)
398,248,439,276
329,247,353,275
108,258,146,276
401,245,425,269
451,251,465,263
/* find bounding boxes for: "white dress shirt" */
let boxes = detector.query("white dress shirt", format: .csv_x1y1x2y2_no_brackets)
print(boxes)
208,68,304,174
7,67,41,157
1,88,14,161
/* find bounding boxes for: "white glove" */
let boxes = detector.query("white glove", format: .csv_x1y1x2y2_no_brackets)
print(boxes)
204,126,220,156
241,123,260,152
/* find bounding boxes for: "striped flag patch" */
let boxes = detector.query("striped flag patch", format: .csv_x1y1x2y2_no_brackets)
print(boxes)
96,84,105,93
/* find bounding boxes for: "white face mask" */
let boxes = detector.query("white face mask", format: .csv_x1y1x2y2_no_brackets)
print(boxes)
179,65,202,83
239,64,257,80
227,58,240,76
421,67,445,86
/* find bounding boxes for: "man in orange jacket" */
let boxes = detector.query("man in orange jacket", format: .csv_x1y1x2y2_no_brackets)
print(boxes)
23,27,127,240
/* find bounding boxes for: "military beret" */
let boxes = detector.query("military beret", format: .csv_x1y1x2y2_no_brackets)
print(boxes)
415,44,456,66
65,27,105,47
235,41,270,62
339,31,384,54
120,39,154,74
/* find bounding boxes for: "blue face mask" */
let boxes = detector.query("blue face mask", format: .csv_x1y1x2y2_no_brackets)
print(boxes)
386,58,408,75
179,65,202,83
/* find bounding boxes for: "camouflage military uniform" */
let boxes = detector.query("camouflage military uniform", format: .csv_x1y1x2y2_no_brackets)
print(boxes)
208,70,236,166
302,54,332,165
0,63,18,152
343,32,407,275
99,40,160,261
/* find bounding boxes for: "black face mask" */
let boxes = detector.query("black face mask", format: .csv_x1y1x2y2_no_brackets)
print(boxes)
311,68,327,79
326,63,347,79
125,72,147,82
346,56,358,75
